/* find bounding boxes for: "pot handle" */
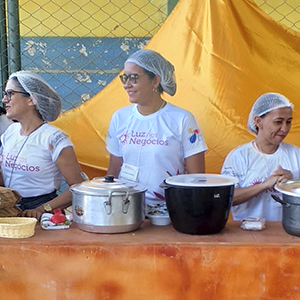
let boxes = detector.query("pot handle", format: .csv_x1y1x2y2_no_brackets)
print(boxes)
122,197,130,214
271,194,291,208
159,180,169,189
103,191,130,215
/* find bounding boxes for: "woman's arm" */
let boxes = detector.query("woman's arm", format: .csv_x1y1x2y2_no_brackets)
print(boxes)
106,154,123,177
21,147,83,220
233,178,276,205
185,152,205,173
233,165,293,206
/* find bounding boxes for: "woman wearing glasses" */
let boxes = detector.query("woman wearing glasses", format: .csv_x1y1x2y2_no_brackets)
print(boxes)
0,71,83,220
106,49,207,207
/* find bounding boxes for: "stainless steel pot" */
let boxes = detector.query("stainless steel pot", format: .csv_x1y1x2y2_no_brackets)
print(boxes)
161,174,239,235
273,180,300,237
70,176,147,234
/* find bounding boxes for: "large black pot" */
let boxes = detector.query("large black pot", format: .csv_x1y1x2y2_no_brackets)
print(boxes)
273,181,300,237
162,174,238,235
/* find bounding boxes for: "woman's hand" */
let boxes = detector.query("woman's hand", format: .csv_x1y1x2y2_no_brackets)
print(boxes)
262,166,292,191
262,174,280,191
20,206,45,221
273,165,293,184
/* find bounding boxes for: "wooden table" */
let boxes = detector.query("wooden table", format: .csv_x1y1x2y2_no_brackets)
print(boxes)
0,220,300,300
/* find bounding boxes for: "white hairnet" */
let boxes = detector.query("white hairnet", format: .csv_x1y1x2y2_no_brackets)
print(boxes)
248,92,294,135
125,49,177,96
9,71,61,122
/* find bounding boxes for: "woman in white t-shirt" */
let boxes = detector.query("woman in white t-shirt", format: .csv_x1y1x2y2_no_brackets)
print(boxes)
221,93,300,221
0,71,83,220
106,50,207,206
0,106,13,145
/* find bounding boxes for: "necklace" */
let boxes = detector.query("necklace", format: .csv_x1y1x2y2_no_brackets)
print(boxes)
252,140,283,181
7,122,45,188
158,100,166,110
254,140,278,155
21,122,45,136
137,100,167,115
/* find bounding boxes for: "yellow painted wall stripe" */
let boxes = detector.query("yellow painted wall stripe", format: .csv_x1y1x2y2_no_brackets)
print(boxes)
19,0,168,37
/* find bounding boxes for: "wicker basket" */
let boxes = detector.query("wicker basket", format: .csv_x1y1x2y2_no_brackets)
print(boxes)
0,217,37,239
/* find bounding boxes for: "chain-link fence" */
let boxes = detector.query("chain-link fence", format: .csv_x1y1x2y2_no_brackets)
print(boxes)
0,0,299,194
1,0,300,114
256,0,300,33
0,0,179,112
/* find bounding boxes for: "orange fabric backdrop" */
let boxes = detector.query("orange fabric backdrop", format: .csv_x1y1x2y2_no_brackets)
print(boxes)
53,0,300,179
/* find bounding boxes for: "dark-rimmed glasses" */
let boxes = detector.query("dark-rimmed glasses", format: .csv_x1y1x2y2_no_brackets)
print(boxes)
119,73,144,85
3,89,30,102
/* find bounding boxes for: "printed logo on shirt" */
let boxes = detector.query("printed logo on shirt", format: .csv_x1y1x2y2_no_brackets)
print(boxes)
3,153,40,172
119,131,169,147
51,131,69,150
252,177,264,186
188,128,203,144
252,177,275,193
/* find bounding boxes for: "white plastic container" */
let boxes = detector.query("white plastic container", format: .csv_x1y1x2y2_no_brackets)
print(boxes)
147,214,171,226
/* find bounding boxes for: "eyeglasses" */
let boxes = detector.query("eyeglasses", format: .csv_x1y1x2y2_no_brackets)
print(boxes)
3,89,30,102
119,73,144,85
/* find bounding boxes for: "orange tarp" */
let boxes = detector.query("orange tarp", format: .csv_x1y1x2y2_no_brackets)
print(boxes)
53,0,300,179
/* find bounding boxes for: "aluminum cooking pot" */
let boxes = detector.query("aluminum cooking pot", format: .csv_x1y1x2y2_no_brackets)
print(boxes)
70,176,147,234
161,174,239,235
272,180,300,237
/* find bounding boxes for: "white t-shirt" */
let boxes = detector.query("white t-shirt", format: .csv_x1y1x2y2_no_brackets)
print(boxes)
0,122,73,197
0,115,13,137
221,142,300,221
106,103,207,204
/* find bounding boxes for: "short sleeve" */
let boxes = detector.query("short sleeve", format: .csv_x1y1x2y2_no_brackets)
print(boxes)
221,150,246,189
50,130,73,162
182,114,207,158
106,113,122,157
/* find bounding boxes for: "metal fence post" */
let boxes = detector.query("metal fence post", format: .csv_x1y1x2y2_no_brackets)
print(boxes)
168,0,179,15
0,0,8,92
7,0,21,74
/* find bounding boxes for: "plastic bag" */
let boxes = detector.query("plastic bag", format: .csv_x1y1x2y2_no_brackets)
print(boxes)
241,217,266,231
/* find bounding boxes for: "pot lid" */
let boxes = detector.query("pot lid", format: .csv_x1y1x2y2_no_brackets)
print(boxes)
70,176,147,194
165,174,239,187
275,180,300,197
84,176,137,189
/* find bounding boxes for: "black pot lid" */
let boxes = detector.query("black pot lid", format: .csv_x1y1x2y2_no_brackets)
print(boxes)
165,174,239,187
275,180,300,196
70,176,147,194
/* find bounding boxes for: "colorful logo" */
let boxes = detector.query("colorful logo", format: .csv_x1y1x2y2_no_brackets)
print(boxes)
119,132,129,145
189,128,200,143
